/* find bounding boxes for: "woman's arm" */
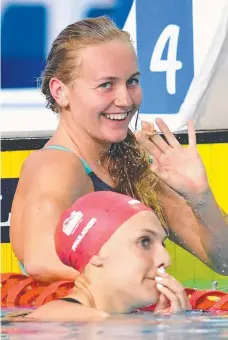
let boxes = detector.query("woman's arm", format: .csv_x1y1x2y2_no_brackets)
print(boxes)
10,150,93,283
136,119,228,274
158,184,228,274
181,189,228,274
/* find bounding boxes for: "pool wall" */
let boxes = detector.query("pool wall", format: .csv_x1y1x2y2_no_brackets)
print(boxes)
1,131,228,290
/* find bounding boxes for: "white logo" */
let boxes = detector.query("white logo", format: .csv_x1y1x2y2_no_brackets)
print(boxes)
128,199,140,205
72,218,97,251
62,211,83,236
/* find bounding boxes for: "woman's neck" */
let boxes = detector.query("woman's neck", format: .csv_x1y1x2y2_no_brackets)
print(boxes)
87,283,132,314
51,116,111,167
69,275,136,314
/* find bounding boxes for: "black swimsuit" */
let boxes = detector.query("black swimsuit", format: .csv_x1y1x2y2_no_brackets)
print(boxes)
44,145,115,192
61,297,82,305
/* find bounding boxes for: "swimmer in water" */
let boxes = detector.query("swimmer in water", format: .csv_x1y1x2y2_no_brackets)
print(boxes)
23,191,191,321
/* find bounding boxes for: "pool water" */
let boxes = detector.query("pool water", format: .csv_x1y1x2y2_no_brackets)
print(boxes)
1,308,228,339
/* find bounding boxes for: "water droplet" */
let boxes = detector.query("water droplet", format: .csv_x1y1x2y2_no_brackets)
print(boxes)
212,281,218,290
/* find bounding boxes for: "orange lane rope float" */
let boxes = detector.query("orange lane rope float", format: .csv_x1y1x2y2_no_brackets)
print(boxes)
1,273,228,313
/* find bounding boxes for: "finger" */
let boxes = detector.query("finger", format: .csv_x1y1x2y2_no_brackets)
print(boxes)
155,293,169,311
184,297,192,310
155,276,188,309
149,158,169,182
176,288,191,310
156,283,180,313
150,134,171,153
155,118,181,149
141,121,155,133
187,120,196,147
140,121,171,153
174,289,191,310
148,155,160,172
135,131,162,160
155,275,183,293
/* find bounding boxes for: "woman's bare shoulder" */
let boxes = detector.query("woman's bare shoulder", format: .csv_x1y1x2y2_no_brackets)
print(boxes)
18,148,93,200
26,300,108,322
22,148,84,177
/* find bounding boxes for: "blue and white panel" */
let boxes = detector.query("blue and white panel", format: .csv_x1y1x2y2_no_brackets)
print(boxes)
1,0,228,136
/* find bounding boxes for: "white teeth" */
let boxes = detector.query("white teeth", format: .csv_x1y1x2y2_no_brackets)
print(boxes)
105,112,128,120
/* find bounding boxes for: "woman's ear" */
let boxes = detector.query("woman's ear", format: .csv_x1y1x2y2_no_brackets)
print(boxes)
90,254,105,268
49,77,69,108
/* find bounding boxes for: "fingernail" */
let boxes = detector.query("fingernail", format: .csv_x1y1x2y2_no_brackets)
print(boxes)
155,276,163,282
156,283,163,289
157,267,166,274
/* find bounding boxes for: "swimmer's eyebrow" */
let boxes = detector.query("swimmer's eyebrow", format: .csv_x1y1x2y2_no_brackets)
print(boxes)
142,228,168,241
142,228,157,237
96,71,141,82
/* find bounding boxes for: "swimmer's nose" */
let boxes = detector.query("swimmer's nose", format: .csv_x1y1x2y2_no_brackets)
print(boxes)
154,244,171,270
114,85,133,108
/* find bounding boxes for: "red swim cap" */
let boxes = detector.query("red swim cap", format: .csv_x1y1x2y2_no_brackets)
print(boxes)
55,191,151,272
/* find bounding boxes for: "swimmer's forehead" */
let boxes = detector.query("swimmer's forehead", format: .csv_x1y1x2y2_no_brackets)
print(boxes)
75,41,139,80
121,211,167,238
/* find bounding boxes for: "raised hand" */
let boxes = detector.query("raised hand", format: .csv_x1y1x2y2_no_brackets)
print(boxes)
135,118,209,196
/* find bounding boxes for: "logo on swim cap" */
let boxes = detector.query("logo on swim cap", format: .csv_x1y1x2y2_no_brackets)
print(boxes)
62,211,83,236
72,217,97,251
128,199,140,205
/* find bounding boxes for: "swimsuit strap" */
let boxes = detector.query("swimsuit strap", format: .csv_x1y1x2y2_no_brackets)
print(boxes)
44,145,92,175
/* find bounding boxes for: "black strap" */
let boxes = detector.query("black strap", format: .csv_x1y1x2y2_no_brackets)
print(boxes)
61,297,82,305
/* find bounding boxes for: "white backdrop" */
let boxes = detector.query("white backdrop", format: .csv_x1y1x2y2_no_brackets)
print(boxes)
1,0,228,138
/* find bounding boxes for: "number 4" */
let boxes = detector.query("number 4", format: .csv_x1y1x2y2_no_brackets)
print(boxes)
150,24,182,95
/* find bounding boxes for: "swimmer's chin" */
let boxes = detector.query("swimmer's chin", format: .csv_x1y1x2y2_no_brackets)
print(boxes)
102,132,129,144
127,295,159,313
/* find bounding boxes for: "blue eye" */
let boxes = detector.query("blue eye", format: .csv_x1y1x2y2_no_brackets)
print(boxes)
127,78,139,86
99,82,112,89
140,237,151,249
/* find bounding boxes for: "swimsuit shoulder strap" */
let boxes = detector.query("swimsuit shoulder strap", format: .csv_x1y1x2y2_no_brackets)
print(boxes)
44,145,72,152
44,145,93,175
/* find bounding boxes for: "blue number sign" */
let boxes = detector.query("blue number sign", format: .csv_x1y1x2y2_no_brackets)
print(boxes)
136,0,194,114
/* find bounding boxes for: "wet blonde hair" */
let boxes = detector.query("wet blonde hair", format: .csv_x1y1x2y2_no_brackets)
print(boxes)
41,16,166,227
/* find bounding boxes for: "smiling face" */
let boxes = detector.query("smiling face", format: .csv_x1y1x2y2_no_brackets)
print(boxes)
90,210,170,313
58,40,142,143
